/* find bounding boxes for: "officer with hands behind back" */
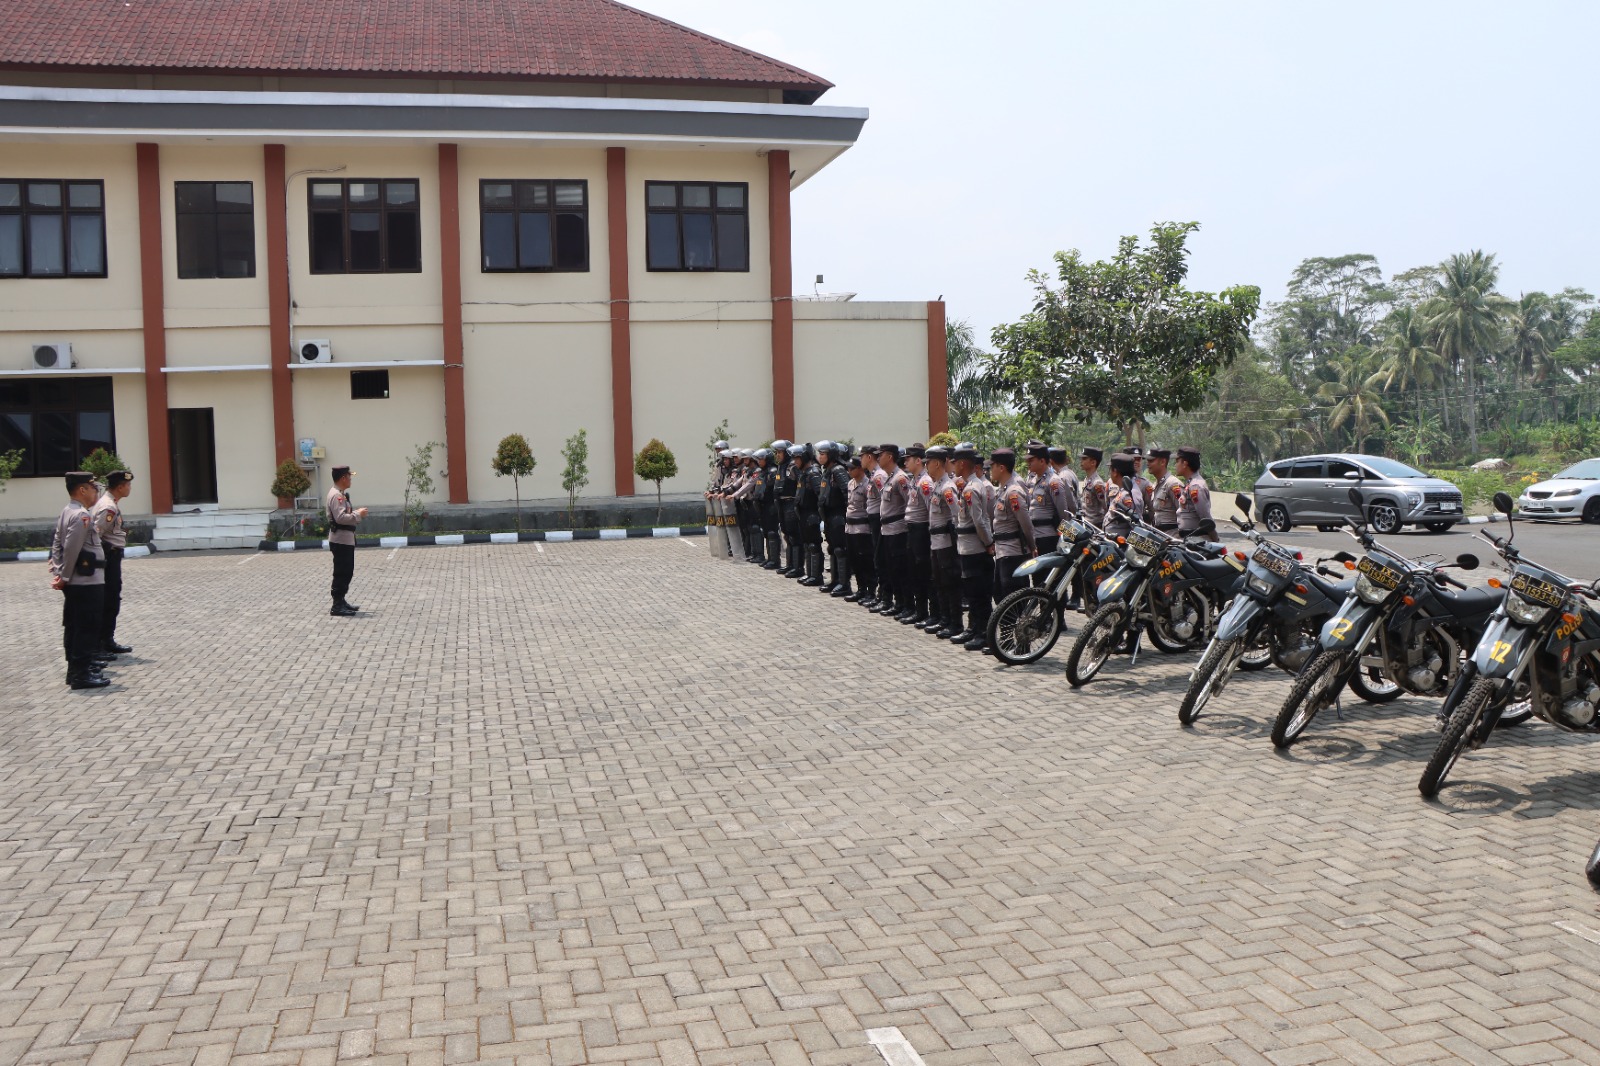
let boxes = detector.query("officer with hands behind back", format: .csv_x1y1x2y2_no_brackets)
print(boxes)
49,471,110,689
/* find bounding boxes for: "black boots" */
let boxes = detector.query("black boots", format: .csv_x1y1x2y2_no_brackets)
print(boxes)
799,547,824,587
68,660,110,689
331,600,359,616
764,534,782,570
103,639,133,654
830,552,852,597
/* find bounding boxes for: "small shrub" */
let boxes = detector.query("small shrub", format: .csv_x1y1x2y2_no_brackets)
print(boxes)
634,438,678,523
927,431,959,449
403,441,443,533
270,459,311,501
492,433,537,530
561,428,590,525
80,447,129,482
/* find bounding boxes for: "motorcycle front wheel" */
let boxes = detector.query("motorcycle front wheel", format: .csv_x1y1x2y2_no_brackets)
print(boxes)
1065,604,1123,687
1271,649,1346,748
1420,676,1496,797
988,587,1062,666
1179,637,1244,725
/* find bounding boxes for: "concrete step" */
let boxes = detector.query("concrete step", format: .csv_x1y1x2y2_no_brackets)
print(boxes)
152,509,271,551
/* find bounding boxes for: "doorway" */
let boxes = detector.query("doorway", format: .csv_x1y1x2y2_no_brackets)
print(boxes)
168,408,218,506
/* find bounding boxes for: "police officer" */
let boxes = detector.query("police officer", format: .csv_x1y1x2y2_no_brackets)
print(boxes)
1175,446,1217,540
49,471,110,688
771,441,798,575
903,443,933,626
327,465,368,615
1024,442,1072,559
732,450,766,565
1147,447,1182,534
93,469,136,655
872,444,912,618
861,446,885,609
951,443,995,650
1049,445,1080,507
757,447,782,569
705,441,730,558
924,446,964,638
796,445,825,585
988,448,1039,607
843,456,872,602
1080,446,1108,527
1104,453,1144,537
816,441,852,594
1126,445,1154,513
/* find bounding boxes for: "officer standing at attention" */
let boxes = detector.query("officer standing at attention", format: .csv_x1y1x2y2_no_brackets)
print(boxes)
924,446,964,638
93,469,136,655
758,447,782,570
327,465,368,616
862,446,885,610
771,441,797,575
951,443,996,651
816,441,852,595
705,440,729,558
1175,446,1218,540
49,472,110,688
1024,442,1071,558
988,448,1039,607
1146,448,1182,534
903,444,933,626
1049,445,1081,509
843,456,872,601
796,445,825,586
1080,446,1108,528
874,445,913,619
1104,454,1143,537
1126,445,1154,513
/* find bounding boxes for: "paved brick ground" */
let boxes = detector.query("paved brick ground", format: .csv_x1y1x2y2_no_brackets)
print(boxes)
4,540,1600,1066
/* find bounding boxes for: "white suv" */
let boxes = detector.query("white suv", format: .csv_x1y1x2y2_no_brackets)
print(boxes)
1516,458,1600,523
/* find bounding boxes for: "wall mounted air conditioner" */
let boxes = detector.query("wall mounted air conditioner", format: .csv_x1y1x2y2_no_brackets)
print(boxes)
32,342,74,370
298,339,333,364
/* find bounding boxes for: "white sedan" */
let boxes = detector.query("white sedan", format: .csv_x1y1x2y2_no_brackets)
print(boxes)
1517,457,1600,523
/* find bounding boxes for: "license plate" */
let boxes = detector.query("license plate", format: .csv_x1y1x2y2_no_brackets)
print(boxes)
1357,556,1402,590
1438,503,1459,512
1251,547,1292,577
1512,571,1565,608
1129,533,1162,556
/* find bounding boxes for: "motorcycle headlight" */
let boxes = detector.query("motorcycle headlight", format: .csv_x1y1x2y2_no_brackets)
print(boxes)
1355,572,1391,604
1124,545,1151,568
1505,592,1554,624
1247,574,1277,597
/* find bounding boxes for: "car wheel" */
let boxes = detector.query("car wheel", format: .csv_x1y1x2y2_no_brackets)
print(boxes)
1584,497,1600,525
1263,503,1291,533
1369,500,1403,535
1422,521,1457,534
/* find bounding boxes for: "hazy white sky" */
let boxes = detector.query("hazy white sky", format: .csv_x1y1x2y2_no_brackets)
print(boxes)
635,0,1598,342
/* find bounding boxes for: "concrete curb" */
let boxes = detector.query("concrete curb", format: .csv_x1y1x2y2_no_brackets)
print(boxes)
257,526,707,552
0,544,155,563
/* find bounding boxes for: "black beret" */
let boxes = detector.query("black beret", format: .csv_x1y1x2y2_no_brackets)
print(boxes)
990,448,1017,469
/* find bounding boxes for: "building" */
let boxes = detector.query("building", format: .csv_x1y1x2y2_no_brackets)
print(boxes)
0,0,946,535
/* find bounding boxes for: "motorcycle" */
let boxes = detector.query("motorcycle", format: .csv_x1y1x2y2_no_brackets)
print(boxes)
1271,488,1496,749
1419,491,1600,796
1178,494,1356,725
985,515,1114,665
1063,509,1242,687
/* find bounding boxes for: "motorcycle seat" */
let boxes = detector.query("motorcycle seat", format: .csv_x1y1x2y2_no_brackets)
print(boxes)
1306,572,1353,599
1190,555,1240,582
1433,584,1502,617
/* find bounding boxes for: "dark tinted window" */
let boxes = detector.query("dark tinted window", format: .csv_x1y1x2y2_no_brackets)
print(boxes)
350,370,389,400
478,180,588,273
0,376,116,477
0,180,106,278
176,181,255,278
1326,460,1362,480
1289,461,1324,479
644,181,750,272
1269,461,1294,479
308,179,421,274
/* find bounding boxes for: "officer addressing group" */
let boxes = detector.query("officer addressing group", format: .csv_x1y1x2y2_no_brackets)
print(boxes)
327,465,368,616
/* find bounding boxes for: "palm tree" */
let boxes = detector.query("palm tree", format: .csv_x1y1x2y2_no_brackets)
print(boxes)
1420,251,1511,455
946,319,1000,430
1318,346,1390,452
1370,305,1444,426
1504,292,1556,386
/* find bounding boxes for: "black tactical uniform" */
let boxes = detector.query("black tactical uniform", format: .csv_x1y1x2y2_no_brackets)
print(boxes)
819,445,852,595
797,452,825,586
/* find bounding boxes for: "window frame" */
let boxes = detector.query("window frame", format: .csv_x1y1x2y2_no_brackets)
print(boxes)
0,376,116,478
175,180,256,279
643,180,750,273
349,369,391,400
478,179,590,273
0,179,108,279
307,178,422,275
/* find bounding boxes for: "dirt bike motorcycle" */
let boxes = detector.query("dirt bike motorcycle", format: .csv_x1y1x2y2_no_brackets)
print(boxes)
1271,489,1498,748
985,515,1115,665
1064,510,1242,687
1178,495,1357,725
1419,492,1600,797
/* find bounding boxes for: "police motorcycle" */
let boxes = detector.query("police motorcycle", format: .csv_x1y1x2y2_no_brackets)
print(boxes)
1063,506,1243,686
1419,492,1600,797
1270,488,1499,749
1177,494,1358,725
985,514,1117,665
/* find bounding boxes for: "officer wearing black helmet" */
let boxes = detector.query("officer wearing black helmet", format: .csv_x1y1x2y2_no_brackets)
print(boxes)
772,440,799,575
796,444,825,585
816,441,852,594
755,447,781,569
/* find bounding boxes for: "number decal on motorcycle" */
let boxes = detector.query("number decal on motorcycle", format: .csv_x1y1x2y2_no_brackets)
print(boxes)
1489,640,1513,664
1330,617,1354,642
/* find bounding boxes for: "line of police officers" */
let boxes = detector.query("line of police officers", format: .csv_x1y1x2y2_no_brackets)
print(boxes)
48,468,137,689
705,438,1214,652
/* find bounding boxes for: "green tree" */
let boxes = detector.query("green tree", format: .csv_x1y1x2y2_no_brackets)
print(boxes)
1503,291,1557,387
1371,305,1445,425
988,221,1261,447
270,459,311,501
492,433,537,530
1260,254,1390,388
0,448,23,493
560,428,589,525
705,420,733,465
80,447,129,481
946,318,999,430
1317,346,1390,452
1420,250,1511,455
1187,344,1310,463
403,440,443,533
634,439,678,523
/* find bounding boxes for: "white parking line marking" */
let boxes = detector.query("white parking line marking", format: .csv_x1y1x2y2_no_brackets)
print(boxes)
866,1028,928,1066
387,547,400,562
237,553,262,565
678,538,700,549
535,542,544,553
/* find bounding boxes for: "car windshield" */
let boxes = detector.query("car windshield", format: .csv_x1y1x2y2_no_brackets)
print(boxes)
1554,458,1600,481
1357,457,1428,479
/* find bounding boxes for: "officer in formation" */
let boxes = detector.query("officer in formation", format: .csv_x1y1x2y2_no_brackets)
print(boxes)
93,469,136,655
711,436,1219,655
327,464,368,615
48,472,111,688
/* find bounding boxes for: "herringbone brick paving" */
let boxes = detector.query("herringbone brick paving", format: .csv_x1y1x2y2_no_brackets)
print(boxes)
3,541,1600,1065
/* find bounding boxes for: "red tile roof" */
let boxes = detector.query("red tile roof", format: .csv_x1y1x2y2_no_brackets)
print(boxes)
0,0,832,97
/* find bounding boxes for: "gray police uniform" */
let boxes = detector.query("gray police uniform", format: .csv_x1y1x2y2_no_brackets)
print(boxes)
928,473,962,632
955,476,995,638
1104,476,1144,538
92,489,127,649
50,498,105,678
1178,473,1216,539
1150,473,1183,532
991,475,1038,601
1081,472,1109,528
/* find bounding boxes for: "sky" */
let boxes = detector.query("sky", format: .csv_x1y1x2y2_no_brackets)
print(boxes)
632,0,1599,343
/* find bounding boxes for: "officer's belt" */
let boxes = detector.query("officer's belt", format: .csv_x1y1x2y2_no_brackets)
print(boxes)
955,525,975,534
906,520,929,527
1032,525,1058,537
993,530,1022,543
929,524,953,535
1156,523,1179,533
846,519,870,528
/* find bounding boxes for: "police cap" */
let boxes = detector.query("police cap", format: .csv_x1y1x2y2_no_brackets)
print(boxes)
1048,446,1067,463
1026,441,1050,459
905,442,926,459
1080,446,1103,463
1147,447,1172,460
1176,446,1203,470
1109,453,1136,477
990,447,1017,470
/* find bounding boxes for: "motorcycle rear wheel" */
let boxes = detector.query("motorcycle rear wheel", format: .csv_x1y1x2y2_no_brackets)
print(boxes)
1147,588,1207,653
1420,676,1496,797
988,587,1062,666
1239,635,1275,672
1271,650,1345,748
1179,637,1243,725
1348,667,1403,704
1065,604,1123,687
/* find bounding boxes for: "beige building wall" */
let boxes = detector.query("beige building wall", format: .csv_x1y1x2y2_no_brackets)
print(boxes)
292,366,449,507
165,371,275,509
795,303,931,445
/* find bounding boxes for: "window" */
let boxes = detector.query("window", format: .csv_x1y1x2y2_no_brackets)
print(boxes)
480,180,588,272
0,377,114,477
644,181,748,271
350,370,390,400
1288,461,1325,480
308,179,420,274
1269,461,1294,479
1326,460,1362,481
176,182,255,278
0,180,106,278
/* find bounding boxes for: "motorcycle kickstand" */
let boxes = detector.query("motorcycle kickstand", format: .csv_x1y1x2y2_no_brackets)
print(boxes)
1130,629,1143,667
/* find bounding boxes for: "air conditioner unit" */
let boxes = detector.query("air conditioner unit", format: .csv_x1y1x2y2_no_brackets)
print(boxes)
298,339,333,364
32,342,74,370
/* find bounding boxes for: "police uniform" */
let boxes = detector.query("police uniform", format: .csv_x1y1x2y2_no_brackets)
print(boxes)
49,472,108,688
904,444,933,625
1176,446,1217,540
925,449,964,637
953,445,996,649
92,470,135,654
1080,447,1109,528
706,443,730,558
874,446,913,618
990,450,1039,605
1104,454,1144,538
843,461,873,602
864,452,886,608
819,445,852,594
775,444,800,575
1024,442,1071,559
759,450,782,570
797,451,825,585
1146,448,1182,533
1050,447,1081,511
327,467,363,614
